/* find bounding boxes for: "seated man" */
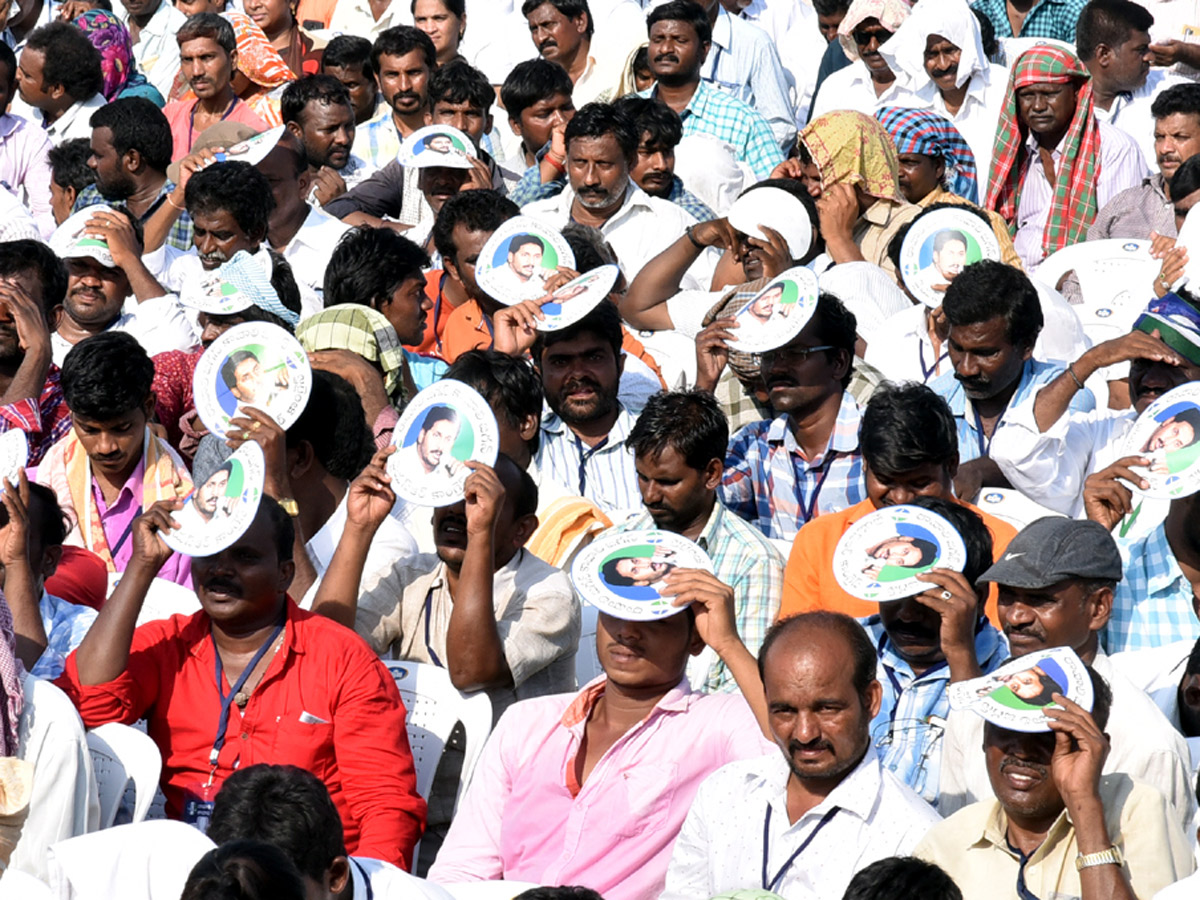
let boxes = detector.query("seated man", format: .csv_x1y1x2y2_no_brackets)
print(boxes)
12,23,106,145
54,495,426,868
929,260,1093,499
208,764,453,900
0,241,72,465
320,36,382,164
48,204,195,365
720,292,866,541
661,611,942,900
860,495,1009,804
38,333,194,586
428,566,774,899
781,382,1016,622
619,389,783,692
918,669,1193,898
937,517,1196,823
811,1,919,119
0,476,98,679
281,74,372,208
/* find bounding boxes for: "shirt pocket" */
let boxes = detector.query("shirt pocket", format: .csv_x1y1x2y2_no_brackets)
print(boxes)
615,763,678,838
266,710,336,779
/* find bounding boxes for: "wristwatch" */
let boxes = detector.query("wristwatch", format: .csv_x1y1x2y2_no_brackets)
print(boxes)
1076,846,1123,871
276,497,300,517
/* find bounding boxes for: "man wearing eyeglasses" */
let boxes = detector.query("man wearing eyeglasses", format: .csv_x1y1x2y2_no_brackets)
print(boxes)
810,1,921,119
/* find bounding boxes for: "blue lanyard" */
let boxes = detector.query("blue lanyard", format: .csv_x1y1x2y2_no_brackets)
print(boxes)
761,804,841,892
573,433,609,497
796,451,837,525
918,341,948,382
209,616,285,766
351,859,374,900
423,586,443,668
971,406,1006,458
431,272,449,355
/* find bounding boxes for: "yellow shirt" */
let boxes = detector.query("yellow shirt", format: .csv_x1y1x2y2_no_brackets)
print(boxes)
914,774,1193,900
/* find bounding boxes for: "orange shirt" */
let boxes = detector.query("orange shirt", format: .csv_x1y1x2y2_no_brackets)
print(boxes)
407,270,461,360
441,298,493,364
779,497,1017,627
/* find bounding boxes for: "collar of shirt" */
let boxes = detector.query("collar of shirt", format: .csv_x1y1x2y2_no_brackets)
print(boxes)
549,180,656,231
91,452,147,516
865,614,1008,684
624,499,726,551
38,94,105,139
939,358,1041,418
1151,172,1168,201
560,674,695,733
119,1,180,39
977,792,1075,859
766,391,862,462
862,198,905,227
182,598,300,664
290,205,349,251
542,402,635,443
751,744,886,826
1140,522,1191,597
0,113,20,142
710,5,733,52
920,70,993,115
1023,127,1065,166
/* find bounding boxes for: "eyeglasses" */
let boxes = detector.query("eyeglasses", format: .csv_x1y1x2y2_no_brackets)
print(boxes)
761,344,834,365
852,27,890,46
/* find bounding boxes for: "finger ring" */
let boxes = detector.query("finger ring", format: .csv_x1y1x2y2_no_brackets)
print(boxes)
1160,276,1171,287
250,421,261,432
940,590,953,600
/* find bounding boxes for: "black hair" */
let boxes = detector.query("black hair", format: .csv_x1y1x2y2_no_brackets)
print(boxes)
323,226,429,310
280,74,353,126
411,0,465,14
0,240,67,318
25,22,103,101
842,858,963,900
444,350,544,452
631,45,650,77
534,295,623,361
1152,82,1200,121
564,101,638,164
1186,635,1200,677
934,229,969,253
429,59,493,114
500,58,574,121
508,233,544,255
177,12,237,55
1168,406,1200,442
180,840,305,900
906,496,993,588
808,292,858,389
321,35,375,78
48,138,97,197
628,389,728,472
521,0,594,39
600,554,658,587
611,95,682,149
287,371,373,481
264,250,303,328
88,98,173,173
61,332,154,420
220,349,259,392
432,190,519,264
1088,665,1113,731
813,0,852,14
185,162,274,245
861,382,958,478
514,889,603,900
494,452,539,519
942,260,1043,351
0,41,14,87
561,222,616,271
1171,153,1200,202
887,201,990,270
1075,0,1154,62
737,177,825,263
973,6,999,59
259,496,296,562
207,765,345,884
759,611,877,708
371,25,436,73
646,0,712,45
23,482,70,550
421,404,460,431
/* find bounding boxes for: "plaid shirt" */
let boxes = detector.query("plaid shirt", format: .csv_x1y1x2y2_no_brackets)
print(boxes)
619,502,783,693
357,105,403,171
971,0,1088,41
862,615,1008,805
1107,522,1200,653
640,81,783,181
720,391,866,541
0,364,70,465
31,591,97,679
74,181,194,253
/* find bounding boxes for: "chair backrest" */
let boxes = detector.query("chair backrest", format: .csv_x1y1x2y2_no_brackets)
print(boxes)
974,488,1065,531
383,661,493,808
574,601,601,689
1035,239,1160,345
86,723,162,828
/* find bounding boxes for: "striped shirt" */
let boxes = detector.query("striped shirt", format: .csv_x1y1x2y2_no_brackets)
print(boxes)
74,181,194,253
536,405,641,516
1107,522,1200,653
720,391,866,541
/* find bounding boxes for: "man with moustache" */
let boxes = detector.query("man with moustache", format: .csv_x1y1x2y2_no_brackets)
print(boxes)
356,27,434,173
811,0,921,119
522,0,613,107
918,668,1193,899
662,612,941,900
280,75,372,208
935,517,1195,823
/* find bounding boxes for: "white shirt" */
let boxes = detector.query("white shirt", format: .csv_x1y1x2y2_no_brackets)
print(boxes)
348,856,457,900
0,183,41,242
116,1,187,101
328,0,412,40
1013,120,1148,270
1156,870,1200,900
299,488,418,609
50,294,198,366
1109,640,1200,772
937,652,1197,824
280,205,352,309
1095,68,1191,174
10,674,99,882
523,181,717,288
810,62,924,121
913,70,1009,180
10,93,106,146
662,748,942,900
864,303,952,385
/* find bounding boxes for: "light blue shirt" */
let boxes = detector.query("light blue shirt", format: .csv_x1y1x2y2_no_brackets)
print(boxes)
33,591,98,679
1108,522,1200,653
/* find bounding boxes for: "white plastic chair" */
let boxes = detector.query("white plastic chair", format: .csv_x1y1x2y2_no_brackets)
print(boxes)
85,722,162,828
383,661,492,808
574,601,601,689
974,488,1065,531
104,573,203,628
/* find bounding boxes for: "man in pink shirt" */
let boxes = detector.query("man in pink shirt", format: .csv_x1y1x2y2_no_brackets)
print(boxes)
427,562,773,900
0,43,53,237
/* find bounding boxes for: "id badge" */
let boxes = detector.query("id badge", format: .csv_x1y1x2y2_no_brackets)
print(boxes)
182,779,221,833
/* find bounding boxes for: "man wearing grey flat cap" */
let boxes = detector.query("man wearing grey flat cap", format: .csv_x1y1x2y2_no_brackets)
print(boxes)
935,517,1195,825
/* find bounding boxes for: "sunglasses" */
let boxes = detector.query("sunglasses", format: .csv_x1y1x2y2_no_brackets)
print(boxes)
852,27,891,46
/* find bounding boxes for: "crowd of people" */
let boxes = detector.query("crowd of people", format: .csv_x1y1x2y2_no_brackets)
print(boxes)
1,0,1200,898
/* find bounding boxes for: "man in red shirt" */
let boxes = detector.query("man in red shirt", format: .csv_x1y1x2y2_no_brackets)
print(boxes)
55,496,426,868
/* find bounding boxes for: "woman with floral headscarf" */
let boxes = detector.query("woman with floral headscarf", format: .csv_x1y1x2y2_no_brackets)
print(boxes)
73,10,165,106
775,109,920,284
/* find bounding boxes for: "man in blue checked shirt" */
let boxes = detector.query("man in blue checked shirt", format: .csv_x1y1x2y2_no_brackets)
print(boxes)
860,496,1007,805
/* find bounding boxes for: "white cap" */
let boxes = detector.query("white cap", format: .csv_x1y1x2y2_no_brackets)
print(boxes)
49,205,118,268
727,187,813,261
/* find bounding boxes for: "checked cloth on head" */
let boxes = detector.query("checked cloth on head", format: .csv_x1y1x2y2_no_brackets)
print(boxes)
986,46,1099,257
876,106,979,203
